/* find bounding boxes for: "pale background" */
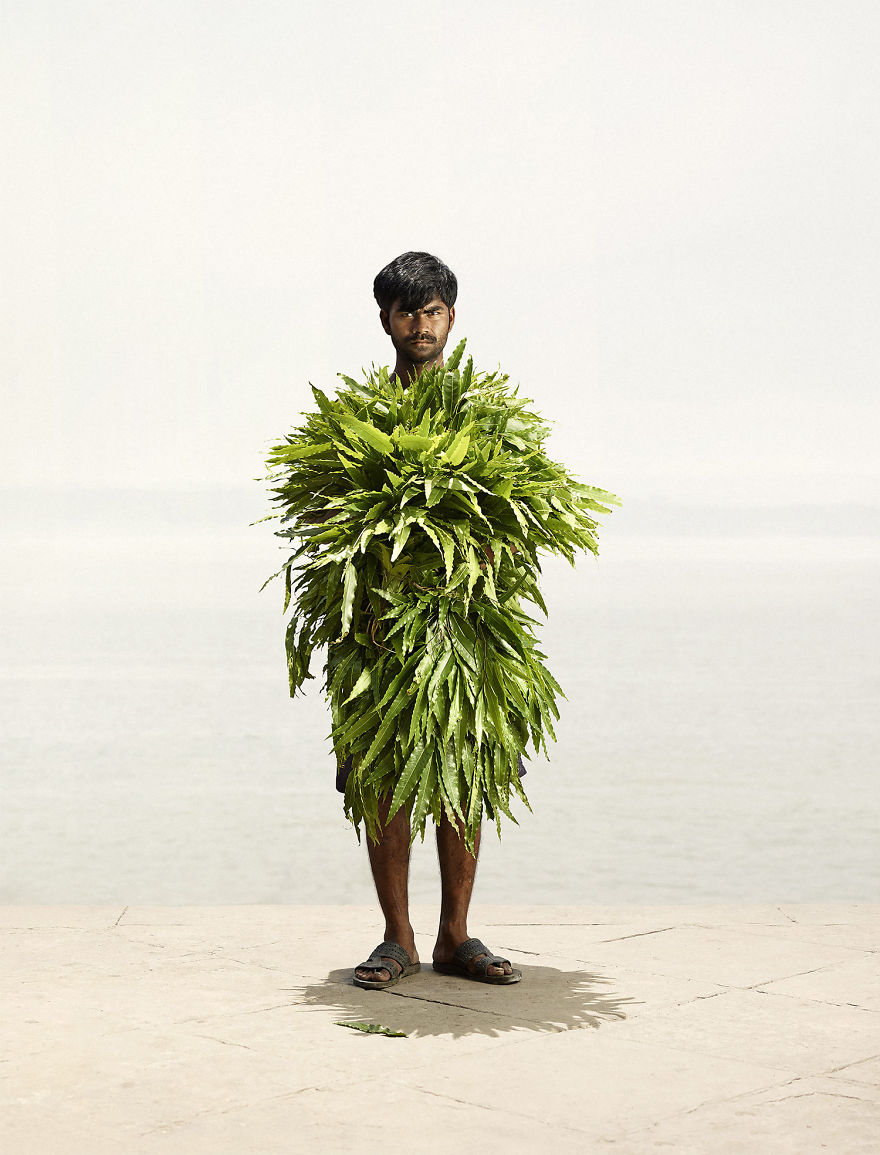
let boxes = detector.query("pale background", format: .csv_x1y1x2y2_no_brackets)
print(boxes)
2,0,878,905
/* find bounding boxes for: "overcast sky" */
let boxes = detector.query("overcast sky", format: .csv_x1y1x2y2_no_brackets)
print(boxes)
3,0,878,506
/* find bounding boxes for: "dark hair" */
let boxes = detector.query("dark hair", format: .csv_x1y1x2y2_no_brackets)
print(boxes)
373,251,458,312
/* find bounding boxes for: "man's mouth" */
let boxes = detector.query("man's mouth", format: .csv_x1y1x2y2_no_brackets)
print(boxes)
409,336,434,344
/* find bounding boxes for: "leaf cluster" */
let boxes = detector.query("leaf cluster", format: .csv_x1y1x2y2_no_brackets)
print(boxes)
263,339,619,850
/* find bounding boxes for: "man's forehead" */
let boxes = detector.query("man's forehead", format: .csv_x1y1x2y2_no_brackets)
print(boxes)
389,296,449,313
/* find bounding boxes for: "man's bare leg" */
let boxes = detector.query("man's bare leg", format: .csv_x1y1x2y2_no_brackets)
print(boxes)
354,794,418,983
432,814,513,978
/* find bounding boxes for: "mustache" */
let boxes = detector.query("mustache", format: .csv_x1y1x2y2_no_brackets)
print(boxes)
407,334,436,343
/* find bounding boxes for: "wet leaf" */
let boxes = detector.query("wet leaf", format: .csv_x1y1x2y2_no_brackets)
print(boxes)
334,1021,408,1037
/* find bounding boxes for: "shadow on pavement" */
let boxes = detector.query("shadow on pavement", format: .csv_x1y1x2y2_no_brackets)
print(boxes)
288,963,636,1038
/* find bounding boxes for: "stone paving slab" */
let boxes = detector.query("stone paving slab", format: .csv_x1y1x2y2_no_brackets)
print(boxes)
608,1076,880,1155
397,1028,792,1138
2,904,878,1153
609,985,878,1076
146,1082,597,1155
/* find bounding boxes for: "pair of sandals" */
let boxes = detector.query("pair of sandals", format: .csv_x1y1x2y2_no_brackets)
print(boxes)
353,938,522,989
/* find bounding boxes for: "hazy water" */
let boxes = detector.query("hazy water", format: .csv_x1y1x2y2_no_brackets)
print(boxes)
1,490,878,905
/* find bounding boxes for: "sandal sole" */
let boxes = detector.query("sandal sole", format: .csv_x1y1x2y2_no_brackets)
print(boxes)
432,962,522,984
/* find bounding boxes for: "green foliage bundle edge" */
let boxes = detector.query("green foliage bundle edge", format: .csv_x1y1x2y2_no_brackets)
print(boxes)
263,339,619,852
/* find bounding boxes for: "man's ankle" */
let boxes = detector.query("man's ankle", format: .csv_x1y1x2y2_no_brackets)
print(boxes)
437,919,469,945
384,922,415,947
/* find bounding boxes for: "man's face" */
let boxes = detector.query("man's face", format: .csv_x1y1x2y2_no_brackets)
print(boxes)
381,296,455,365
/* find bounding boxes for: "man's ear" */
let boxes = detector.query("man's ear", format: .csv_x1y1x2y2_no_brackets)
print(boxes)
379,309,391,335
448,305,455,331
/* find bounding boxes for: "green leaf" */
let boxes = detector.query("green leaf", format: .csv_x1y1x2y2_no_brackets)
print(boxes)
268,441,333,462
358,680,412,773
461,355,473,394
333,704,379,747
340,562,357,638
411,758,439,838
433,525,455,582
444,338,467,373
441,370,454,413
334,1021,408,1037
427,648,455,709
442,424,472,467
310,384,335,415
474,692,485,748
442,667,460,739
336,414,394,455
341,666,371,705
426,479,446,508
375,650,421,709
465,748,484,838
466,545,480,601
390,521,412,562
283,563,292,614
396,432,436,452
386,741,432,822
439,742,464,820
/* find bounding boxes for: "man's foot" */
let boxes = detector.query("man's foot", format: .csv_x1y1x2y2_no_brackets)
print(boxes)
353,940,420,988
432,935,521,983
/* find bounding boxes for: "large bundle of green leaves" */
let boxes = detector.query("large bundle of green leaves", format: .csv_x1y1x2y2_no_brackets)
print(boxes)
263,339,618,851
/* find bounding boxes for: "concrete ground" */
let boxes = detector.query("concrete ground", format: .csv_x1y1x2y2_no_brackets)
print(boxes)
2,904,878,1153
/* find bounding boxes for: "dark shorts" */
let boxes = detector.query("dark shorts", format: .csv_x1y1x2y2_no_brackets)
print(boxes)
335,751,526,793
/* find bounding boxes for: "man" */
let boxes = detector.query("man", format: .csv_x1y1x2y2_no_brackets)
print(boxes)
343,252,522,989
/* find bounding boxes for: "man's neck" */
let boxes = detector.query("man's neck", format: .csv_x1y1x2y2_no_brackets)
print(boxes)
392,351,444,386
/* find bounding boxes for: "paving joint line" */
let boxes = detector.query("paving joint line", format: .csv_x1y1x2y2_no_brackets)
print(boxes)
749,988,879,1014
594,926,679,943
614,1072,805,1142
824,1053,880,1076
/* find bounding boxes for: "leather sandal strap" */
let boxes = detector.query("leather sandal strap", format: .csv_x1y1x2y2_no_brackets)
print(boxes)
358,941,412,976
453,938,491,965
374,941,413,971
454,938,511,974
358,954,401,978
